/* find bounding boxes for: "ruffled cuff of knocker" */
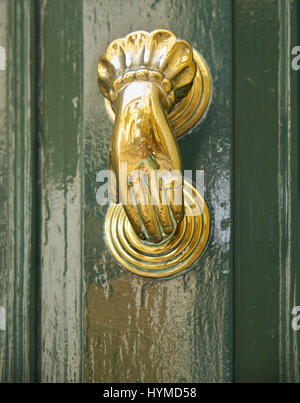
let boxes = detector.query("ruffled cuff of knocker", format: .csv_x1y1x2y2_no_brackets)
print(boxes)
97,29,196,109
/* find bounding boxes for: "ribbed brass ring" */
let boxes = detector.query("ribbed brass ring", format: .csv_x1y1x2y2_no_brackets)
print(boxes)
105,181,210,278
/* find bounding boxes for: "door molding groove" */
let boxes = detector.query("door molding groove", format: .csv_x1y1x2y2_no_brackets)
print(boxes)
278,0,300,383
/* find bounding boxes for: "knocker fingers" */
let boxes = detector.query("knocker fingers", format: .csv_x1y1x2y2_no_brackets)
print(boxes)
120,167,184,244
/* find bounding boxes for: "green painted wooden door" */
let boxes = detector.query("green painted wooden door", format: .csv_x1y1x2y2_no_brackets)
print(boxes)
0,0,299,383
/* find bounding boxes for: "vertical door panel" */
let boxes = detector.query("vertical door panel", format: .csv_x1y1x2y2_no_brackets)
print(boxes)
234,0,300,382
0,0,37,382
83,0,233,382
38,0,84,382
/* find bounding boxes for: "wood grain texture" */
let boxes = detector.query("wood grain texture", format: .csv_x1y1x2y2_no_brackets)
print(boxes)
38,0,84,382
83,0,233,382
0,0,37,382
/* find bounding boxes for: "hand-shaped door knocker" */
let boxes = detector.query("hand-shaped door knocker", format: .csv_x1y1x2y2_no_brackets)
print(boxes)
98,30,211,278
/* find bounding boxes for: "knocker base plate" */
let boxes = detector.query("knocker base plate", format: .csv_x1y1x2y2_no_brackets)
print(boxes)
105,181,210,278
104,50,212,138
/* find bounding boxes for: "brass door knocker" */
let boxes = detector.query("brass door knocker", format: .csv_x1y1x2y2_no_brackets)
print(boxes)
98,29,211,278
